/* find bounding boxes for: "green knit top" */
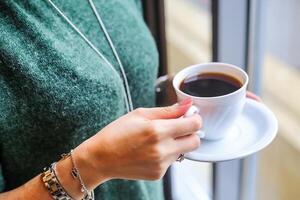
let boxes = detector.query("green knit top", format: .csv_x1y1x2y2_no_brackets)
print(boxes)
0,0,164,199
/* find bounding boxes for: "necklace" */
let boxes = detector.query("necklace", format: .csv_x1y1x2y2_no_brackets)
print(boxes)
47,0,133,112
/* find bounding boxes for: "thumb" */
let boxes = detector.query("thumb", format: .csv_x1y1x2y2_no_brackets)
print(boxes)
141,98,193,120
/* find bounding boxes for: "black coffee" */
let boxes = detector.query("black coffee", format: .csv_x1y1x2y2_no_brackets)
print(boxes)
180,72,242,97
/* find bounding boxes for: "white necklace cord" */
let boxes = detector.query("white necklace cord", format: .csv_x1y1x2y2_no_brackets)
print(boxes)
46,0,132,112
88,0,133,111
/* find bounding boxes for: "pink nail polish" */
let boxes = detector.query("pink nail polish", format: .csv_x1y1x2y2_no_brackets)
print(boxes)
179,98,192,106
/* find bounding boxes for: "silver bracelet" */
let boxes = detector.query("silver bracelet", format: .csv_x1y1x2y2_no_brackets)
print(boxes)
42,152,95,200
69,150,94,200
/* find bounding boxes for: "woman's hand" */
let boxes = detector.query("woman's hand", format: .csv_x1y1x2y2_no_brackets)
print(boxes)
3,90,261,200
246,91,262,102
3,83,261,200
74,98,201,190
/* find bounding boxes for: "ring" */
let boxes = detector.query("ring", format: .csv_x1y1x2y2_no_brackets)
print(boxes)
176,154,185,162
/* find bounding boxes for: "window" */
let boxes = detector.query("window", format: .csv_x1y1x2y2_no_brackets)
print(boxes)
166,0,212,73
148,0,299,199
256,0,300,199
165,0,213,199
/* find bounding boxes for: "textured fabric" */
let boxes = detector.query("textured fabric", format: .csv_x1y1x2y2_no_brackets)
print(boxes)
0,0,164,199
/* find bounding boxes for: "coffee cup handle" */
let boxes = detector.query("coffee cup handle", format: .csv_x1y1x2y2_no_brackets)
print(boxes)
183,105,205,138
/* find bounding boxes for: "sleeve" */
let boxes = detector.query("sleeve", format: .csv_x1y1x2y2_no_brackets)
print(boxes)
0,165,5,192
0,61,7,192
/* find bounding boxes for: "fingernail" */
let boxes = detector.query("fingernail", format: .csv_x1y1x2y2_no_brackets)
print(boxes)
178,98,192,106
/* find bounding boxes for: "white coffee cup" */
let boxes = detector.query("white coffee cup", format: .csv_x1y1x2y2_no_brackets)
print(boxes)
173,62,249,140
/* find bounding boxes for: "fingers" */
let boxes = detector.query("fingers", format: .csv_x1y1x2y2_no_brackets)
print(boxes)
173,134,201,154
134,98,193,120
160,133,201,164
153,114,202,138
246,91,262,102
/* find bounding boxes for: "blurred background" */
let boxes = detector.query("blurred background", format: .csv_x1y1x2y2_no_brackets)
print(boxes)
162,0,300,199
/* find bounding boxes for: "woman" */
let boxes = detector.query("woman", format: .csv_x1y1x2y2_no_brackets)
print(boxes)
0,1,260,199
0,0,203,199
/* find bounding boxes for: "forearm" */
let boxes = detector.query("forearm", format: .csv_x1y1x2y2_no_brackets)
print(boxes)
0,143,110,200
0,175,53,200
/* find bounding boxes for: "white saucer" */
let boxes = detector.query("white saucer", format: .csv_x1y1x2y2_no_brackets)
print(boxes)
185,99,278,162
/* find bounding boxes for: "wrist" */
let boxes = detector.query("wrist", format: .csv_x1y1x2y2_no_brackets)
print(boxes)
55,157,82,199
55,142,111,199
73,141,112,189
